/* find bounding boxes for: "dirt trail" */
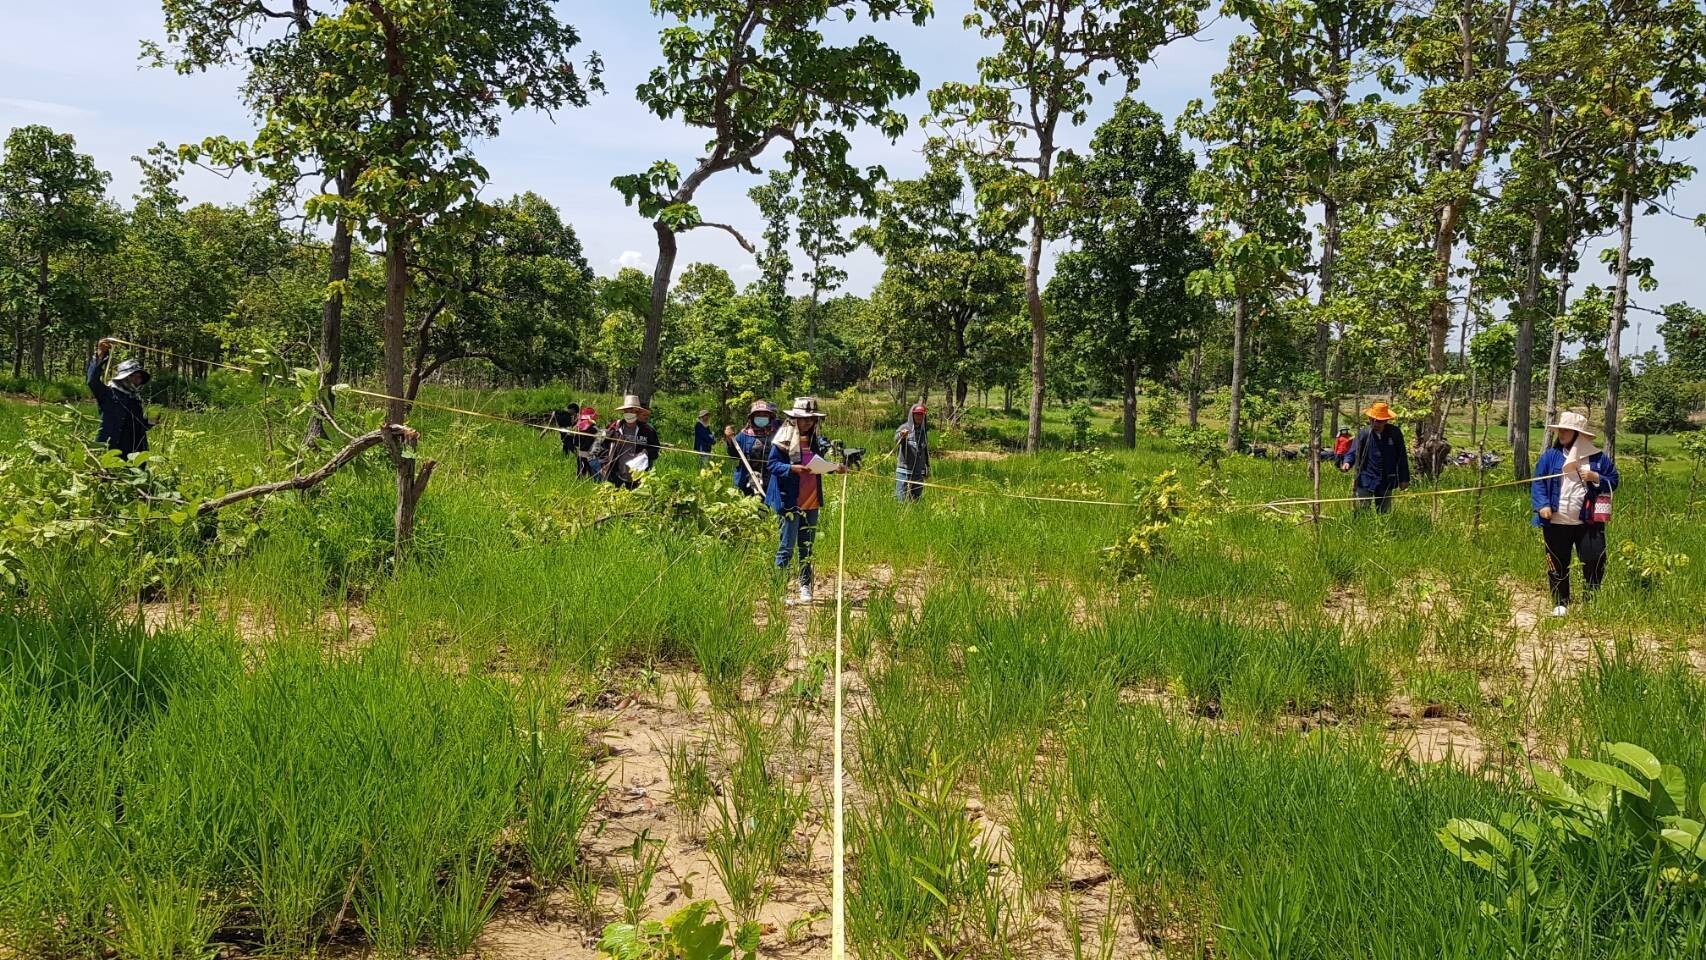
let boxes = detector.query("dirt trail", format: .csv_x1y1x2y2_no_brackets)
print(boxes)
477,569,885,960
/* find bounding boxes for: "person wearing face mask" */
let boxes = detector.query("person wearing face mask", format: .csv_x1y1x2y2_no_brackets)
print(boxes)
589,395,660,489
570,405,599,478
89,338,155,457
724,399,777,497
1531,411,1620,618
766,396,847,604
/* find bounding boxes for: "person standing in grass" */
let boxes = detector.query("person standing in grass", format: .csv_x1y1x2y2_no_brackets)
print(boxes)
89,338,154,457
1531,411,1619,618
590,395,659,490
1340,402,1410,513
766,397,846,604
570,405,599,479
894,402,930,502
693,409,715,466
724,399,777,498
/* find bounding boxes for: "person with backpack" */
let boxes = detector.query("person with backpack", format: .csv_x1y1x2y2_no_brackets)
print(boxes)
1339,402,1410,513
88,338,154,457
1531,411,1619,618
765,396,846,604
724,399,777,498
894,402,930,502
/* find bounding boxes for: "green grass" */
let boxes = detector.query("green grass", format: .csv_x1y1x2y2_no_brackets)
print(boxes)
2,385,1702,959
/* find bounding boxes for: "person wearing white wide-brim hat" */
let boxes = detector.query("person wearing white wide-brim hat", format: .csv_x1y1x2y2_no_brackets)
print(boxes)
589,394,660,489
1531,410,1620,618
765,396,846,604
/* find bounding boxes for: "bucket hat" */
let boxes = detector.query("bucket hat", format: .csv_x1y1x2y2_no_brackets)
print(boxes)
617,394,648,413
112,359,150,385
785,396,824,419
1546,410,1596,438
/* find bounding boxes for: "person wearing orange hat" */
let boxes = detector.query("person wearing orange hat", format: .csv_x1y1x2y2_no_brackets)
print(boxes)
1339,401,1409,513
894,402,930,502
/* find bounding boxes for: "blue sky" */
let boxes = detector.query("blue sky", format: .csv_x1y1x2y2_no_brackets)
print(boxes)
1,1,1699,355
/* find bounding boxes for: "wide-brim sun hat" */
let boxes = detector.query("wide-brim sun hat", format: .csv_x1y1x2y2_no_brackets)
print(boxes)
748,399,776,416
112,359,150,385
1363,401,1395,421
785,396,824,419
1546,410,1596,438
617,394,648,413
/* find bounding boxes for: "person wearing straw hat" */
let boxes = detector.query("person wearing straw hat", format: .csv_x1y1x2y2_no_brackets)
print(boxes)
693,409,716,466
894,402,930,502
1340,401,1410,513
88,338,155,457
589,395,660,490
724,399,777,498
1531,410,1619,617
766,396,846,604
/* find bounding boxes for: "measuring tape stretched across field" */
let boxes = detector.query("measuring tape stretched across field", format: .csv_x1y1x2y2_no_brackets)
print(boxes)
86,336,1595,959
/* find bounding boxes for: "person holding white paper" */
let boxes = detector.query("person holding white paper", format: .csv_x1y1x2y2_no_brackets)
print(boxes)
765,396,846,604
1530,410,1620,617
590,395,660,490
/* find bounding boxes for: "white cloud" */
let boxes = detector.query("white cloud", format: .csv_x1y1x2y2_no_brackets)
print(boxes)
0,96,96,120
612,250,649,270
736,263,760,274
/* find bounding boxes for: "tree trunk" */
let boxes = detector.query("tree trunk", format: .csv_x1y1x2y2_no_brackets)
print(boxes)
1186,342,1201,429
807,282,821,353
306,191,354,447
1122,358,1137,449
1023,209,1047,454
32,250,49,379
1511,191,1548,479
633,221,678,405
1604,142,1636,459
1227,294,1248,452
1545,192,1577,432
383,225,430,561
9,309,21,378
1311,186,1340,524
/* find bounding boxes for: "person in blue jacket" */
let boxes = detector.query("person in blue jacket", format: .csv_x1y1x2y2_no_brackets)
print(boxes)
723,399,777,497
1531,410,1619,618
88,338,154,457
1338,401,1410,513
692,410,715,466
765,396,846,604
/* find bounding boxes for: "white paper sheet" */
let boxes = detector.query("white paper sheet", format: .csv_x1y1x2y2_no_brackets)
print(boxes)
807,456,841,475
625,453,651,473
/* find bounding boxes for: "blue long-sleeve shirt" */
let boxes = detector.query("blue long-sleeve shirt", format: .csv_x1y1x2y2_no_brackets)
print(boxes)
1346,424,1410,493
764,432,832,513
87,354,150,456
1531,446,1618,527
726,429,770,495
693,421,715,453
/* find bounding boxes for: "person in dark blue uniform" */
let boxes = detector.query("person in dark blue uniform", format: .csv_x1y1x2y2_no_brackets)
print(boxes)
88,338,154,457
1339,401,1410,513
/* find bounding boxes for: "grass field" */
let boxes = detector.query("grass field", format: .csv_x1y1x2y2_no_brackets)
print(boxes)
3,385,1705,959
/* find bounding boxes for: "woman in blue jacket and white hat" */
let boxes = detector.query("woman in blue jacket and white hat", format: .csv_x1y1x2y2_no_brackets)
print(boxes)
1530,410,1619,618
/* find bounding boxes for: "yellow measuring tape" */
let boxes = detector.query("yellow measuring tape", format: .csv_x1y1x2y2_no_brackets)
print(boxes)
831,470,849,960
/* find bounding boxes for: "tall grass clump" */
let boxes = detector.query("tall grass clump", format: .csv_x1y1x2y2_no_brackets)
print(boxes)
1068,696,1517,959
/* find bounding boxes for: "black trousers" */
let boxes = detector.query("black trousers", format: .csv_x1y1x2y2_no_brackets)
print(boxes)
1542,523,1606,605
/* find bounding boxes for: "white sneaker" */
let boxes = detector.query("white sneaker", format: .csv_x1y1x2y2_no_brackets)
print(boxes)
1550,604,1567,618
799,585,814,605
